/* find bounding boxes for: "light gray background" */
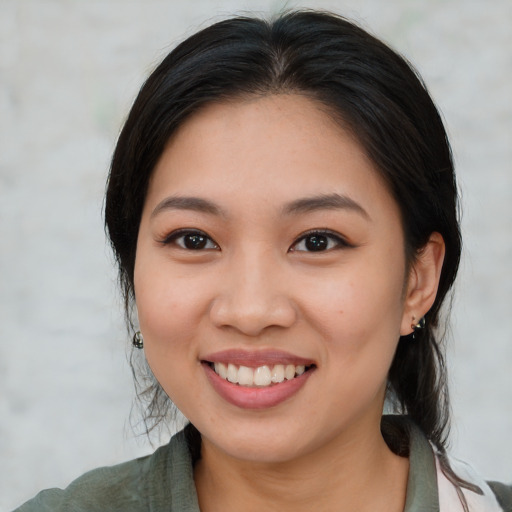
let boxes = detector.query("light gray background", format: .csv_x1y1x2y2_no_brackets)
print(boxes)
1,0,511,510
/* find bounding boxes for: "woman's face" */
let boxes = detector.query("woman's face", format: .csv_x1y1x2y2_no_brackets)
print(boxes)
134,94,415,463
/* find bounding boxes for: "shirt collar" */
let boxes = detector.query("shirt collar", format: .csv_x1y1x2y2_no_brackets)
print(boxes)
403,418,440,512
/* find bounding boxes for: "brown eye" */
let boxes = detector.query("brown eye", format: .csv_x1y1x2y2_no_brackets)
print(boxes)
183,233,208,249
290,230,350,252
163,230,219,250
304,235,328,251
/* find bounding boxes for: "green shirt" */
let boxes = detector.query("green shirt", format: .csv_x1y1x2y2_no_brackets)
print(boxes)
14,418,512,511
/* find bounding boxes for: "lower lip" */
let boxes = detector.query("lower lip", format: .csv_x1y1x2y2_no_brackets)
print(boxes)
203,363,314,409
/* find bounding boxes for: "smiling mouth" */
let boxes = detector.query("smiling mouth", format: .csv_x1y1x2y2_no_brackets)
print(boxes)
206,362,315,388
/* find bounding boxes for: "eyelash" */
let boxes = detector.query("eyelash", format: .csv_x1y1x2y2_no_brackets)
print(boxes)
160,229,219,250
290,229,352,253
160,228,352,252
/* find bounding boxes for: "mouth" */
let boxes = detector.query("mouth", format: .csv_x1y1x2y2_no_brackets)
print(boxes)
206,361,315,388
201,350,316,409
201,351,316,409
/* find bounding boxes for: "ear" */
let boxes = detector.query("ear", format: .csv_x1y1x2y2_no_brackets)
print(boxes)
400,232,446,336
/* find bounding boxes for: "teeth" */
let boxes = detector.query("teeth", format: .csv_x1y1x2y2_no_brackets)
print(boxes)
215,362,228,379
254,366,272,386
238,366,254,386
212,362,309,387
271,364,285,383
285,364,295,380
227,363,238,383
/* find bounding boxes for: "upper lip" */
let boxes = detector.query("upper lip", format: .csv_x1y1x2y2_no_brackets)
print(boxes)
201,349,316,367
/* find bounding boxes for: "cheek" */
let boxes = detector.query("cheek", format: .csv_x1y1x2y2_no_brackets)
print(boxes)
136,277,207,347
133,243,212,355
303,259,405,381
307,263,404,335
133,261,210,409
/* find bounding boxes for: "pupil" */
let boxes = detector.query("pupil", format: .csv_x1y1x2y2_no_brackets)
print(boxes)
305,235,327,251
184,234,207,249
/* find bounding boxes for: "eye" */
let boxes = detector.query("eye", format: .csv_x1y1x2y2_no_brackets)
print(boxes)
290,230,350,252
162,229,219,250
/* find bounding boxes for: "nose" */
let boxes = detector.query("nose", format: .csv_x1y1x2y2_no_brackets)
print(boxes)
209,249,297,337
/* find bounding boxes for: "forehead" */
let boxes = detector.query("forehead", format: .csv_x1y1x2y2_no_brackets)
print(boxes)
146,94,398,220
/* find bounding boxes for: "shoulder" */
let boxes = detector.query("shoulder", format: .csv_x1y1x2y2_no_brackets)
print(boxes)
487,481,512,512
13,428,199,512
387,415,512,512
435,454,511,512
14,454,153,512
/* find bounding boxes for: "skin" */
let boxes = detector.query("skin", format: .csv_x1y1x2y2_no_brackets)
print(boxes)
134,94,445,512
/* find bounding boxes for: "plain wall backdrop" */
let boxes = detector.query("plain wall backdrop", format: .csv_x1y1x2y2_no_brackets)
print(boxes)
1,0,511,509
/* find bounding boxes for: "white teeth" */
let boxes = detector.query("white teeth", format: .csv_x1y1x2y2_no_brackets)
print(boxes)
238,366,254,386
254,365,272,387
227,363,238,383
271,364,285,383
212,362,309,387
214,362,228,379
285,364,296,380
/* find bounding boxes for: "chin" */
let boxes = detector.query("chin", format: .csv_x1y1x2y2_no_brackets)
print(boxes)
223,439,306,464
198,416,334,466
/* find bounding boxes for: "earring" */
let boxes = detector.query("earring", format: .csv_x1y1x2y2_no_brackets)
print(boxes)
132,331,144,349
410,316,425,339
411,316,426,331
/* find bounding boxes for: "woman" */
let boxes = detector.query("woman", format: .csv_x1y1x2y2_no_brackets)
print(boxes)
15,9,511,512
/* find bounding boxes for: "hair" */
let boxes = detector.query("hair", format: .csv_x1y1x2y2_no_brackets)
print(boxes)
104,9,475,508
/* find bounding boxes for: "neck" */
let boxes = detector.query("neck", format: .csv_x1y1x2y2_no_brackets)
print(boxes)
194,417,409,512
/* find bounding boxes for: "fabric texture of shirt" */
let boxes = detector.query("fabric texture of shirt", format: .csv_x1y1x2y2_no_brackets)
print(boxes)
14,417,512,512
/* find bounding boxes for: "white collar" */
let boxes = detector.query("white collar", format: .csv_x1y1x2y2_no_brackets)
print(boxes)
436,453,502,511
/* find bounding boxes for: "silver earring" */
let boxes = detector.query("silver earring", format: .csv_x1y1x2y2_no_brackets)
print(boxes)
132,331,144,349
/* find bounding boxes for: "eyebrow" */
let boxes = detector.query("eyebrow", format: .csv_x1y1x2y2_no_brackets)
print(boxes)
151,193,370,220
282,193,370,220
151,196,226,218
